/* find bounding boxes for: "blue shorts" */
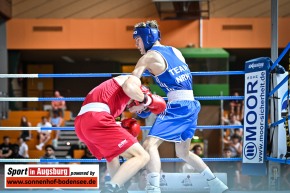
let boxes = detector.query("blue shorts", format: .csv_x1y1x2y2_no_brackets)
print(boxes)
148,100,201,142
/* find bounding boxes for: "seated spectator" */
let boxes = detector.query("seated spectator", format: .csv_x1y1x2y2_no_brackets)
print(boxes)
229,91,244,121
49,111,63,148
192,144,204,158
10,144,24,159
19,116,32,141
41,145,57,164
51,90,66,118
81,147,94,163
36,116,52,151
66,140,86,158
128,168,147,191
18,137,29,158
0,136,13,158
222,113,242,145
228,134,242,158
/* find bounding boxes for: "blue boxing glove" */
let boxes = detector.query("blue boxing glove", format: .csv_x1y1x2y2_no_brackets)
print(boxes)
137,109,151,119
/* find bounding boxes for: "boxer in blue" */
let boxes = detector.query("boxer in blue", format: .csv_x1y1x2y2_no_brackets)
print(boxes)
129,20,228,193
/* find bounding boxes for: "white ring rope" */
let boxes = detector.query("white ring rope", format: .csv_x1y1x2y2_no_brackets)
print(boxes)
0,74,38,78
0,127,41,131
0,97,39,101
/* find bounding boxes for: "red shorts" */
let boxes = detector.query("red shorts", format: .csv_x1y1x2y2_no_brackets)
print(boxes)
74,111,137,162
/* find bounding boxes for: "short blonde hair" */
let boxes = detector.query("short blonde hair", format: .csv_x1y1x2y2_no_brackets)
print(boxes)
134,20,159,29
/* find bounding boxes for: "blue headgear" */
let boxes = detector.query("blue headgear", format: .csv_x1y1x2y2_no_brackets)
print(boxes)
133,24,161,51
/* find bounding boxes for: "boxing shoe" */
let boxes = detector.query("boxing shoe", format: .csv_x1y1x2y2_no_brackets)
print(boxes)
145,185,161,193
100,184,128,193
207,177,228,193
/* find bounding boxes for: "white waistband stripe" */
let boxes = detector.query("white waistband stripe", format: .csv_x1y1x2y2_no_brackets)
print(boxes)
78,102,110,116
167,90,194,102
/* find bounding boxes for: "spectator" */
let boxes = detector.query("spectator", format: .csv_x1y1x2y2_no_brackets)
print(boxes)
41,145,57,164
36,116,52,150
49,111,63,148
81,147,94,159
19,116,32,141
128,168,147,191
10,144,24,158
229,91,244,121
222,113,242,126
192,144,204,158
51,90,66,118
18,137,29,158
66,140,86,159
0,136,13,158
228,134,242,158
222,113,242,145
80,147,95,165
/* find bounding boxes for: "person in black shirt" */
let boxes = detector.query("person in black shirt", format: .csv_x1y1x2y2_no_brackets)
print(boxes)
0,136,13,158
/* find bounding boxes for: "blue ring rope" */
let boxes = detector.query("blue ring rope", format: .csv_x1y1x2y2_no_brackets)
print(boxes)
36,71,245,78
267,157,290,164
270,42,290,72
269,115,290,128
268,74,289,97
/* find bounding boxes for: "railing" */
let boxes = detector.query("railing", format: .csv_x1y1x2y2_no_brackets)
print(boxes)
0,91,8,119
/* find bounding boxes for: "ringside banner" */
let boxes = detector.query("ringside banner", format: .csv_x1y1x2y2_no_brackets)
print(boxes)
243,57,270,164
5,164,99,189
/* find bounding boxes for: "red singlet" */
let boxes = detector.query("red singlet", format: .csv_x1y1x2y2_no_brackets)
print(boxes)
74,78,137,162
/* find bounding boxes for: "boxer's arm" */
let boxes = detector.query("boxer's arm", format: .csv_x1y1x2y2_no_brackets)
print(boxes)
128,86,166,115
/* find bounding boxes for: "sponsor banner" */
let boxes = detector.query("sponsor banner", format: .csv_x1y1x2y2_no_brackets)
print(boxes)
243,57,270,164
5,164,99,189
159,173,227,192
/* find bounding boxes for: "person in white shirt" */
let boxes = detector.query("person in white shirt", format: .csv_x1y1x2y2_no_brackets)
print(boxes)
18,137,29,158
36,116,52,150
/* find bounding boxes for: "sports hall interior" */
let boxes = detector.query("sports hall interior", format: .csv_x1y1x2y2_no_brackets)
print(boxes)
0,0,290,191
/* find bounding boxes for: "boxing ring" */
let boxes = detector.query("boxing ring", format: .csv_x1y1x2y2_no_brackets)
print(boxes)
0,43,289,193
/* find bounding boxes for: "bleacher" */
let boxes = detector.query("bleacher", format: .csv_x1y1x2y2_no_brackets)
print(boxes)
0,110,72,158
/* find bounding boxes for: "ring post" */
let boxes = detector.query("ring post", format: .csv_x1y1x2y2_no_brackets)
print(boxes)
242,57,270,176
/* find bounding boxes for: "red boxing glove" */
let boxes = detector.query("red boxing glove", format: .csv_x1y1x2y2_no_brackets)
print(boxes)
127,86,151,108
127,85,166,114
147,94,166,114
121,118,141,137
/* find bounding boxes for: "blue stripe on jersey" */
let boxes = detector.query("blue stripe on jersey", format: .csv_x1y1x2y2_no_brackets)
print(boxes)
149,46,192,94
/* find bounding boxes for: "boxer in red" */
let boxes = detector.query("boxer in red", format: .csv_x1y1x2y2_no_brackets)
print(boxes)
74,75,166,193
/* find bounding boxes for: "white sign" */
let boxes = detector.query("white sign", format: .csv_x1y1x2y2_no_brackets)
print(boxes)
243,70,267,163
5,164,99,189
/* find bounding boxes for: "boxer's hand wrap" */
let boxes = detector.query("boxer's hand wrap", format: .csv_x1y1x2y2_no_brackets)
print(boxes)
121,118,141,137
